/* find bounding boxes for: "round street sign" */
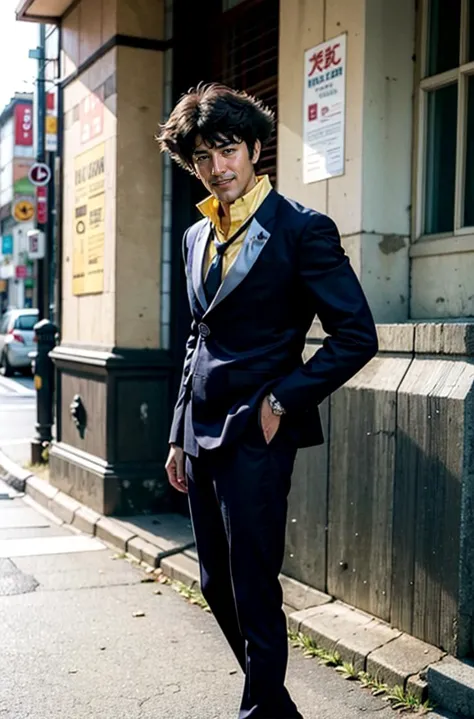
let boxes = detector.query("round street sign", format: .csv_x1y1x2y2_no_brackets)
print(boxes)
28,162,51,187
13,199,35,223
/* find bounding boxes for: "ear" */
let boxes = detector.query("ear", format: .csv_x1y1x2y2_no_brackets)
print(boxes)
251,139,262,165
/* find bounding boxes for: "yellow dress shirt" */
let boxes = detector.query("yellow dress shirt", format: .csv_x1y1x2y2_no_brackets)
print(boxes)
197,174,272,281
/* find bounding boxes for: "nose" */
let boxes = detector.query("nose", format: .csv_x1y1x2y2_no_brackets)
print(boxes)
211,154,225,176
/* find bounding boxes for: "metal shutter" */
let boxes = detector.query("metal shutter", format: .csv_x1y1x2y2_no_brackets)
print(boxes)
212,0,280,184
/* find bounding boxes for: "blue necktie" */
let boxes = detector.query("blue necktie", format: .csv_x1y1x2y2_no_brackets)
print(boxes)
204,216,254,304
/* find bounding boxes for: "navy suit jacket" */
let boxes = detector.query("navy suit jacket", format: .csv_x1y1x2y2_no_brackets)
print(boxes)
169,189,378,457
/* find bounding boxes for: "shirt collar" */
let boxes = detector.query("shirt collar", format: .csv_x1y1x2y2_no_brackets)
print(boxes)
197,175,272,238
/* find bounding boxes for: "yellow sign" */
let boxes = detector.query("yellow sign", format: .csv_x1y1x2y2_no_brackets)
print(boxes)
13,199,34,222
45,116,57,134
34,375,42,390
73,143,105,295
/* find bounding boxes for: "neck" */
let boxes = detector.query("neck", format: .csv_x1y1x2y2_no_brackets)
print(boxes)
220,174,258,218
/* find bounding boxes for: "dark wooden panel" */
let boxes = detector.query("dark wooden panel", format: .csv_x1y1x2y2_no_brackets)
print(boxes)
327,357,411,622
60,372,107,459
393,359,465,653
283,398,329,591
391,390,418,635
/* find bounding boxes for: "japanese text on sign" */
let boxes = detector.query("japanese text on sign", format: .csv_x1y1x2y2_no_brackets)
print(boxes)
73,143,105,296
303,34,347,184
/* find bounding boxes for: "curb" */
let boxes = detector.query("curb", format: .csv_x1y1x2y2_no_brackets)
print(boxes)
0,450,32,493
1,451,473,716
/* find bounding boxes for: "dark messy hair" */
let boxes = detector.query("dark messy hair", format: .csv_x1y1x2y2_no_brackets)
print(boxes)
156,83,275,173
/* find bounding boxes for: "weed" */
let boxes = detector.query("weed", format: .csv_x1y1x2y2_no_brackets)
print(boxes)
173,581,211,612
336,662,359,680
385,685,433,713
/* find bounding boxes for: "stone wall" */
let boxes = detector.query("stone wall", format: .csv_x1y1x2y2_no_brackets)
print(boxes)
283,321,474,657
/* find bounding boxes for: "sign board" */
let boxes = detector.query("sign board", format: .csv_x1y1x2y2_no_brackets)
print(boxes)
13,199,35,223
0,262,14,280
27,229,45,260
45,115,58,152
1,235,13,255
45,91,58,153
80,94,104,145
73,142,105,295
303,33,347,184
14,160,35,197
14,103,33,146
15,265,27,279
36,186,48,224
29,162,51,187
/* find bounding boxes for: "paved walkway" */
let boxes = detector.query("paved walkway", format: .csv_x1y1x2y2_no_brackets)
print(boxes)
0,374,35,466
0,477,438,719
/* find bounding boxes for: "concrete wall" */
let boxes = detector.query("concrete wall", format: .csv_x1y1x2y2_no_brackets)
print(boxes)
278,0,415,323
284,321,474,656
62,43,118,346
411,241,474,319
60,0,164,349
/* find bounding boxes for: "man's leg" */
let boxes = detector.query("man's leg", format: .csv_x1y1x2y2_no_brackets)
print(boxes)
211,418,302,719
186,453,246,670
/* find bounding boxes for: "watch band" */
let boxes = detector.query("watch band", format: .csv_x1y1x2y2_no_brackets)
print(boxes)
268,392,286,416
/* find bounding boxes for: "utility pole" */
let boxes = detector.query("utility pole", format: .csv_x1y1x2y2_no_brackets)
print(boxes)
36,24,47,320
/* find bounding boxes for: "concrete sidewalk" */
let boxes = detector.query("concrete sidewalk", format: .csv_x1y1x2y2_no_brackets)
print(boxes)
0,452,469,718
0,476,399,719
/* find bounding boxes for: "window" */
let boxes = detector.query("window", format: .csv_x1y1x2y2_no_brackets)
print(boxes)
14,313,38,331
0,314,10,334
418,0,474,237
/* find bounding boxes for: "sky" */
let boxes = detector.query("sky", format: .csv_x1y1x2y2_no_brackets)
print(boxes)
0,0,39,112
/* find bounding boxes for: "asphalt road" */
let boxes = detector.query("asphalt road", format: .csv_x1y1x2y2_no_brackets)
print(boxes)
0,479,459,719
0,374,36,465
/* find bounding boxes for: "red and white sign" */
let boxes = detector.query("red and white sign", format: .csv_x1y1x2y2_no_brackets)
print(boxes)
29,162,51,187
36,185,48,224
80,93,104,144
303,34,347,184
14,103,33,146
15,265,27,279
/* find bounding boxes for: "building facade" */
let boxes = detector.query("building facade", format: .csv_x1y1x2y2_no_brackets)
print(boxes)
16,0,474,656
0,93,36,312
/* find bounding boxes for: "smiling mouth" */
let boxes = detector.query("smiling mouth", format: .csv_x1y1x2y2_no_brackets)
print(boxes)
213,178,234,186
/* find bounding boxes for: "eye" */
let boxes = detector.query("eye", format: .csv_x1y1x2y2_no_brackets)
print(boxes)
223,147,236,156
195,155,209,163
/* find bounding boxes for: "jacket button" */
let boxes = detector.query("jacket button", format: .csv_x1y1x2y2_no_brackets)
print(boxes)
198,323,210,338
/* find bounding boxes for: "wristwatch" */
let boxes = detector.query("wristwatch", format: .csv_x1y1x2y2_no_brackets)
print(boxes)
267,392,286,416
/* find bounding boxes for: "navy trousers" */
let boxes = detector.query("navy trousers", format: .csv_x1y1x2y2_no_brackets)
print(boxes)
186,414,303,719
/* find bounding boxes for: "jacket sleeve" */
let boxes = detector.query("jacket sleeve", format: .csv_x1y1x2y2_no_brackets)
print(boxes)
271,213,378,414
168,229,197,447
168,319,199,446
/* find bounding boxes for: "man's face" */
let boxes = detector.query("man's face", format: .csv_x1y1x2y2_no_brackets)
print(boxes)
192,136,261,205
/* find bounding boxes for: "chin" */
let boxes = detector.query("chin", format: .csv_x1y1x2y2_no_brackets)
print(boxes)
214,187,241,204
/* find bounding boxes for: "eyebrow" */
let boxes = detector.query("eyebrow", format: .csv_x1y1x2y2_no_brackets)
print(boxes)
192,139,236,156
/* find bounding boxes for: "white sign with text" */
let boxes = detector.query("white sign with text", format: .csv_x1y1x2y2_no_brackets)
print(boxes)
303,34,347,184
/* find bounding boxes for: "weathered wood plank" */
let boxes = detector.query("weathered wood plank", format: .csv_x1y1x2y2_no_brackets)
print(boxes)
327,356,411,622
394,358,474,654
283,398,329,591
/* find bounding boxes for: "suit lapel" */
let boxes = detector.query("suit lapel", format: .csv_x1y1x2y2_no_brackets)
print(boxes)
205,190,281,315
191,218,211,311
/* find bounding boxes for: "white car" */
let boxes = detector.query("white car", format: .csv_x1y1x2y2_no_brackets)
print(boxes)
0,309,39,376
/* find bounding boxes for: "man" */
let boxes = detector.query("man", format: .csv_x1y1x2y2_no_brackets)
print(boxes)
158,84,378,719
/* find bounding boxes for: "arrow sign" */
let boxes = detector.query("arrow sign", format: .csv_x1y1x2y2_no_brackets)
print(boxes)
28,162,51,187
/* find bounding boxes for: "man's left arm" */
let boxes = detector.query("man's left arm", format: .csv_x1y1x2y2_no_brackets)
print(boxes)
271,213,378,414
